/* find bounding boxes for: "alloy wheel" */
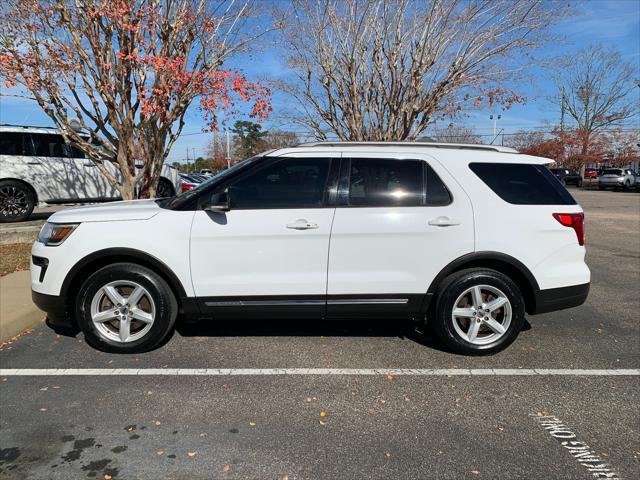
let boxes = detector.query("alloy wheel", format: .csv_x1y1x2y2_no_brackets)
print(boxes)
451,284,512,345
0,185,29,219
90,280,156,343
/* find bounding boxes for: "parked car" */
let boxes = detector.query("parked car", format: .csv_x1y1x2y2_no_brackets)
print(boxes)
179,173,203,191
549,168,582,187
583,168,598,179
32,141,590,355
0,125,181,222
598,168,637,191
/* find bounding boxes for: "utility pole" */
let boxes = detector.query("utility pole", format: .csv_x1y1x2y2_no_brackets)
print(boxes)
560,86,566,132
226,129,231,169
186,148,190,173
490,114,501,139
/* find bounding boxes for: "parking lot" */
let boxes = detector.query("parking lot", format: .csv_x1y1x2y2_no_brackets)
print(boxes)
0,188,638,479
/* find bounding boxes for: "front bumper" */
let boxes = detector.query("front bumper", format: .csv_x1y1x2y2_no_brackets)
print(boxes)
32,290,74,329
529,282,590,315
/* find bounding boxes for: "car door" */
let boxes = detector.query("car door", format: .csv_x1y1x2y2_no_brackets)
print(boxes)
326,152,474,319
26,132,98,201
189,153,339,319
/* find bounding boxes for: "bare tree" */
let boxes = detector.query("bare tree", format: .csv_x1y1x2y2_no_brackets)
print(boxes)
432,125,482,144
256,130,300,150
1,0,271,199
278,0,568,141
554,45,639,156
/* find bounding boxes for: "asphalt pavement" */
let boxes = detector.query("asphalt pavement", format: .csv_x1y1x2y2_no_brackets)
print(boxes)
1,188,638,479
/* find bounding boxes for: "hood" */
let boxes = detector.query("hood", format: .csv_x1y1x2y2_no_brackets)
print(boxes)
48,199,161,224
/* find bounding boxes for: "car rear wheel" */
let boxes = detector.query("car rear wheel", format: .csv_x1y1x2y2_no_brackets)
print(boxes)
0,180,36,223
76,263,177,353
430,268,525,355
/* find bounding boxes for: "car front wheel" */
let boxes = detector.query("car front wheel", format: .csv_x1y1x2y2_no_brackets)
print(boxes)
76,263,177,353
0,180,36,223
430,268,525,355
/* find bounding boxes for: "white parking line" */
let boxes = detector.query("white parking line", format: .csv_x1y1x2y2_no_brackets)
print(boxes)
0,368,638,376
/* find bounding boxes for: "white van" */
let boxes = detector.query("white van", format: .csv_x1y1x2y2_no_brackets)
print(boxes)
0,125,181,222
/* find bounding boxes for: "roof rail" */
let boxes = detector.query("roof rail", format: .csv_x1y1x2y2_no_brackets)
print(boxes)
0,123,58,130
294,141,518,154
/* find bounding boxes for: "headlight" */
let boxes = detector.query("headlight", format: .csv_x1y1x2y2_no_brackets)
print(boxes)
37,223,79,246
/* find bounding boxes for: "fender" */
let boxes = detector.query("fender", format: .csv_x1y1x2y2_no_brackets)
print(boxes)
61,247,188,299
421,251,540,314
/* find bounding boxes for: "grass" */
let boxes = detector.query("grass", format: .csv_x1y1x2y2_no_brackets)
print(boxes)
0,243,32,277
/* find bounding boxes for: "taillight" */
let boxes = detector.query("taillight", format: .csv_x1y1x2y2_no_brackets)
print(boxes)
181,183,194,191
553,212,585,246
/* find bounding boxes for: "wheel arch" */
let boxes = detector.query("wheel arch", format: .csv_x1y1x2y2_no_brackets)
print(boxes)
424,252,539,315
62,248,190,320
0,177,39,204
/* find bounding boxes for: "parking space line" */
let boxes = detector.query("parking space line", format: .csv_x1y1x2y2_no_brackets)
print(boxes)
0,368,638,376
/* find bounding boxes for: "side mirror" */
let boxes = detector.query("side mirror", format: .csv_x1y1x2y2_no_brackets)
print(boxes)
203,189,230,213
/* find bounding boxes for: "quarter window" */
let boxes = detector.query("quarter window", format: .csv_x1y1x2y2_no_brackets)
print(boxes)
227,158,330,209
470,163,577,205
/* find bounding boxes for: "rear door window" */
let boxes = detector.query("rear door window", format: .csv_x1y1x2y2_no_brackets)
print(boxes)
348,158,424,206
602,169,623,176
470,163,576,205
0,132,26,155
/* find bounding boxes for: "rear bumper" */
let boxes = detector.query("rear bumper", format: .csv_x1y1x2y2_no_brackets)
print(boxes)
529,282,590,315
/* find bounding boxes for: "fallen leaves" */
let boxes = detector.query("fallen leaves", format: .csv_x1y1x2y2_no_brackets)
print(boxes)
104,475,112,480
187,451,197,458
223,465,231,472
156,450,164,456
387,373,394,381
319,420,327,426
39,407,48,412
471,469,480,475
154,420,161,426
248,421,256,427
319,411,326,417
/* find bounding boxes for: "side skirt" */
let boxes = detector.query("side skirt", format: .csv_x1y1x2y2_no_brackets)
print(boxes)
195,294,425,320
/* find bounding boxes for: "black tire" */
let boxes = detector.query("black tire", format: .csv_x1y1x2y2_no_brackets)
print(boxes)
577,179,582,188
0,179,36,223
76,263,177,353
156,178,175,198
429,268,526,355
598,185,605,190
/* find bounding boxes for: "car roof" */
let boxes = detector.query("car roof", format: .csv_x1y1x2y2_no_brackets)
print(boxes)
0,124,65,135
270,142,551,165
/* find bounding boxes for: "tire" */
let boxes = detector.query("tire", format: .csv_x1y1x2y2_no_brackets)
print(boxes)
623,181,630,191
156,178,175,198
577,179,582,188
598,185,605,190
76,263,178,353
429,268,526,355
0,179,36,223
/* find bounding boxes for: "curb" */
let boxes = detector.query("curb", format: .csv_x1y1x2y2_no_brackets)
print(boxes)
0,225,40,245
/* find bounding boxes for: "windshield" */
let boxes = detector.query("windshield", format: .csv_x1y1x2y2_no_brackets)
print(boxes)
603,169,623,175
160,156,261,209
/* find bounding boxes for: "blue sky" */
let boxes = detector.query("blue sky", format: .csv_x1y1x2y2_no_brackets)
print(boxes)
1,0,638,162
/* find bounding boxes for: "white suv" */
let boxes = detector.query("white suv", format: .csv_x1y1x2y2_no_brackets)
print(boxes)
0,125,181,222
30,142,590,355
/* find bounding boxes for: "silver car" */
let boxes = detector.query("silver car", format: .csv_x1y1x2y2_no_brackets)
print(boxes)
598,168,637,191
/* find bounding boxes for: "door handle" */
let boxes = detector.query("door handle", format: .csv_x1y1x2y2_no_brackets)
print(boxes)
84,163,96,167
27,161,42,165
286,219,319,230
428,216,461,227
